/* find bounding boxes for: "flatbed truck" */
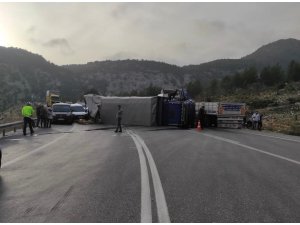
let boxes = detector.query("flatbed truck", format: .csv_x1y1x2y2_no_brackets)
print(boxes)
196,102,246,128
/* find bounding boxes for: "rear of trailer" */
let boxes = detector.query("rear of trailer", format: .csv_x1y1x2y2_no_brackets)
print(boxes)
196,102,246,128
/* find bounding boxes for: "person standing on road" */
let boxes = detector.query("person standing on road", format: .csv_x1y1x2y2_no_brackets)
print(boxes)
22,102,35,136
258,113,263,131
252,112,257,129
0,147,2,168
255,112,260,130
46,107,53,128
115,105,123,133
36,103,43,127
198,106,205,129
40,105,48,128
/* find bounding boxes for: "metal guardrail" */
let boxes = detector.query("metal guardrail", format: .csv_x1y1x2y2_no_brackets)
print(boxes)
0,121,23,137
0,119,37,137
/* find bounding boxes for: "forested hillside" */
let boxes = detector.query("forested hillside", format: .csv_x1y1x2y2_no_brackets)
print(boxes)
1,38,300,113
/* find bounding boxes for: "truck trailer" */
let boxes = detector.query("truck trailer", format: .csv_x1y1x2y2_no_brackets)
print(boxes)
196,102,246,129
84,89,195,128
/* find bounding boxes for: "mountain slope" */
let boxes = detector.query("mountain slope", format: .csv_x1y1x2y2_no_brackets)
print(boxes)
65,60,186,95
182,38,300,81
243,38,300,69
1,38,300,112
0,47,80,111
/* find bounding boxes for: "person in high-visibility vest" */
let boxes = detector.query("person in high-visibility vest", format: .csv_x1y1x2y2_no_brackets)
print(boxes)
22,102,35,136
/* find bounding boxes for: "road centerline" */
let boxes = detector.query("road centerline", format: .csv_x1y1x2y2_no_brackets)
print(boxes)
133,132,171,223
127,130,152,223
128,130,171,223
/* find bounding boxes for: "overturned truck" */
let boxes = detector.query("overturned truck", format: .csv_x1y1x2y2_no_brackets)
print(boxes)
84,89,195,128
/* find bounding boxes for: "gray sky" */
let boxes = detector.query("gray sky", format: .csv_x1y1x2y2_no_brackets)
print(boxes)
0,2,300,66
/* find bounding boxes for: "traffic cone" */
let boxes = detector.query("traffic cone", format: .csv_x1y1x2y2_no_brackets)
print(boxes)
196,120,202,131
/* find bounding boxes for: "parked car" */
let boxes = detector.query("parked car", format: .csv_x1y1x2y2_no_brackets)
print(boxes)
52,103,73,124
71,103,89,120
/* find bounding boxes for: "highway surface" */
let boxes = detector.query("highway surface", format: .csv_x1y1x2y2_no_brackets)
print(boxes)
0,123,300,222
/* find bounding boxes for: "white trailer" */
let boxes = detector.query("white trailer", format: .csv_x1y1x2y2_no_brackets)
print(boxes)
84,94,157,126
84,94,102,123
196,102,246,128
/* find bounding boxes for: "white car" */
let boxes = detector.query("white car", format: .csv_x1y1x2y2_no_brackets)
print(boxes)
52,103,74,124
71,103,89,120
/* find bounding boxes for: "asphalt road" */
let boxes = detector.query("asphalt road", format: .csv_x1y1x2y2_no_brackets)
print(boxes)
0,123,300,222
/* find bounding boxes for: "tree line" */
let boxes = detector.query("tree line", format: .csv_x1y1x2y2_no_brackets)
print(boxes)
187,60,300,99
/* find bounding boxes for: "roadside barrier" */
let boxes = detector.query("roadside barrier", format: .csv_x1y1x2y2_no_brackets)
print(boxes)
0,119,37,137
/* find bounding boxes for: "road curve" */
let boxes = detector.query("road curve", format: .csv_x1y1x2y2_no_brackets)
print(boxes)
0,124,300,222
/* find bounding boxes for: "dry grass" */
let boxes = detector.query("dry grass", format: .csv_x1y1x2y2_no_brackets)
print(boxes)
219,85,300,136
0,104,24,124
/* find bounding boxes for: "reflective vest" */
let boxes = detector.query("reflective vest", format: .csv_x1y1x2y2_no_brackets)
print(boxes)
22,105,34,117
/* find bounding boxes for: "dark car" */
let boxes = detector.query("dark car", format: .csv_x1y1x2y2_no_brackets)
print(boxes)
52,103,73,124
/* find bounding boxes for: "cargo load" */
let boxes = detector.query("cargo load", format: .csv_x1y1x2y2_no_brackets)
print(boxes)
100,96,157,126
84,95,157,126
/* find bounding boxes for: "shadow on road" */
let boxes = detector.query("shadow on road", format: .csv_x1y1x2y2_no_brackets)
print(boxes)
84,127,116,131
0,175,7,222
26,127,117,137
145,127,193,132
0,175,5,200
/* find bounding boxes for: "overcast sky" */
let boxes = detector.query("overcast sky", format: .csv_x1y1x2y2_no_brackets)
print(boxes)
0,2,300,66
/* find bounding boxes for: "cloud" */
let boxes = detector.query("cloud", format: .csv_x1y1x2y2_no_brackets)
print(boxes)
4,3,300,66
111,4,131,19
108,51,140,61
43,38,74,55
194,19,226,37
26,26,36,34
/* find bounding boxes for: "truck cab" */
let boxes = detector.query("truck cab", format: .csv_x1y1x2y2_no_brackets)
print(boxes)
46,90,60,107
157,89,195,128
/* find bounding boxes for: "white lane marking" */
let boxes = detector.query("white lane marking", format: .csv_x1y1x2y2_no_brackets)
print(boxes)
134,132,171,223
8,139,23,141
201,133,300,166
127,130,152,223
2,126,75,168
237,130,300,144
